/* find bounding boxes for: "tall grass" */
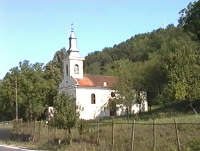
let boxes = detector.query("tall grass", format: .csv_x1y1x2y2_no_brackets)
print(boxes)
1,113,200,151
1,101,200,151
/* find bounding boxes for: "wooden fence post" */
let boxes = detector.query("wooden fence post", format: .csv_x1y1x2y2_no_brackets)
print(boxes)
38,121,41,141
33,120,36,142
112,119,114,150
131,120,136,151
16,120,19,141
20,119,22,140
22,120,24,140
153,119,156,151
48,124,49,145
96,120,100,145
28,120,29,129
174,119,181,151
53,127,56,141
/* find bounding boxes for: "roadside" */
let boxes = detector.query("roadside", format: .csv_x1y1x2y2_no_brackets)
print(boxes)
0,145,40,151
0,127,43,151
0,127,12,141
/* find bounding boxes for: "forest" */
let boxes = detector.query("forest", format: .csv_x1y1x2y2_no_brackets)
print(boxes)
0,0,200,121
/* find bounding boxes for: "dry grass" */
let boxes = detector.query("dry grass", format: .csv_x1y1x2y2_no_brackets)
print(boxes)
1,114,200,151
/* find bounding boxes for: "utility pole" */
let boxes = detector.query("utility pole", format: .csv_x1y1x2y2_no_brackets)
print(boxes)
15,78,18,121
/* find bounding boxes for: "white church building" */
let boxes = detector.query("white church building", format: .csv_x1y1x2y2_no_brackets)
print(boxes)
59,29,148,120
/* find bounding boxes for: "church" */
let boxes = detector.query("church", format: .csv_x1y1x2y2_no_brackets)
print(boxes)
59,28,148,120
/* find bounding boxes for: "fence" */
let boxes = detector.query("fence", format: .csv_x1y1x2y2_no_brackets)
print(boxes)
0,121,12,126
9,119,200,151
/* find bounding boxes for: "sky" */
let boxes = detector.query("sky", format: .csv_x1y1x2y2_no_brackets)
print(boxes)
0,0,196,79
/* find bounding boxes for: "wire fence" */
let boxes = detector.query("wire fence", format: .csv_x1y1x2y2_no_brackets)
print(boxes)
3,119,200,151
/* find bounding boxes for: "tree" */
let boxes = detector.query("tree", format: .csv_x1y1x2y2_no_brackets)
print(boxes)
18,61,49,121
44,61,62,106
179,0,200,40
130,56,168,107
0,77,16,121
161,37,200,113
0,48,68,121
106,60,137,118
0,60,51,121
50,93,79,144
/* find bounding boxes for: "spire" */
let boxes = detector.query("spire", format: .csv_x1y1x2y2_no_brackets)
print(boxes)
68,24,78,52
71,23,74,32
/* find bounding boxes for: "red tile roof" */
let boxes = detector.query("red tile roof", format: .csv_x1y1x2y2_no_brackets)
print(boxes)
76,74,117,88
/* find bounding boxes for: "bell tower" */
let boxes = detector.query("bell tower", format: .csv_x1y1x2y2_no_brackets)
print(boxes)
63,25,85,80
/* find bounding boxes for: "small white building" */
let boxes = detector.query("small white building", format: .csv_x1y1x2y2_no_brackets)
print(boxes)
59,29,148,120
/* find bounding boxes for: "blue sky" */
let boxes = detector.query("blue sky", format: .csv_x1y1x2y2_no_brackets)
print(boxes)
0,0,196,79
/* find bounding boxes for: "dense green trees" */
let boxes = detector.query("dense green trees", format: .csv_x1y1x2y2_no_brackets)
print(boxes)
0,61,48,121
162,37,200,103
43,48,67,106
179,0,200,40
0,48,67,121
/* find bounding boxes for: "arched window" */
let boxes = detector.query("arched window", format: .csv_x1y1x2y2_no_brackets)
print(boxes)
66,65,68,76
74,64,79,74
91,93,96,104
111,92,115,98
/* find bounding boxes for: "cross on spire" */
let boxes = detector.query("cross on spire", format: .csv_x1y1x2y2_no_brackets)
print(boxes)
68,23,78,51
71,23,74,32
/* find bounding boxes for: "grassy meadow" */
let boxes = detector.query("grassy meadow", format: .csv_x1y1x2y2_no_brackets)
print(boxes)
1,102,200,151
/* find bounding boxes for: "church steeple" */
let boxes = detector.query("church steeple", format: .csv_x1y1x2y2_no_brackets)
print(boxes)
62,25,84,80
68,24,78,52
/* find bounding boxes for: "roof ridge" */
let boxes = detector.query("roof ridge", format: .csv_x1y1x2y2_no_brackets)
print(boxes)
76,74,117,88
84,74,116,78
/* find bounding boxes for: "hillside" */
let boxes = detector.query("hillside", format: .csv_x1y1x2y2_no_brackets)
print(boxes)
84,0,200,77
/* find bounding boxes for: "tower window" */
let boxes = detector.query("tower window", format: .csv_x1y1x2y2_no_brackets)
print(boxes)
74,64,79,74
66,65,68,76
91,93,96,104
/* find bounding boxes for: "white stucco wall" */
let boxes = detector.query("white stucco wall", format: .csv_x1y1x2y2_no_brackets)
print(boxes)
60,83,148,120
76,87,112,120
59,73,148,120
74,87,148,120
116,101,148,116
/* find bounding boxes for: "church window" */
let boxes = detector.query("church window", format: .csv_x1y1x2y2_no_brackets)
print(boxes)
66,65,68,76
74,64,79,74
91,93,96,104
111,92,115,98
